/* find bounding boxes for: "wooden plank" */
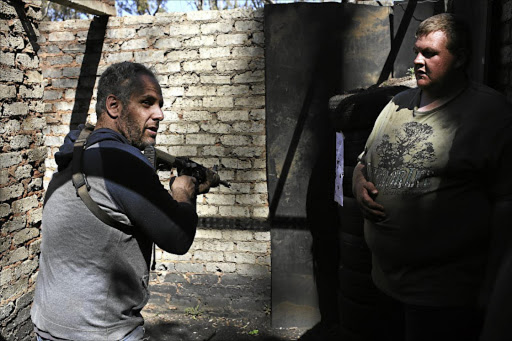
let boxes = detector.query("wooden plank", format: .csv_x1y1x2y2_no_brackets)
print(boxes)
51,0,116,16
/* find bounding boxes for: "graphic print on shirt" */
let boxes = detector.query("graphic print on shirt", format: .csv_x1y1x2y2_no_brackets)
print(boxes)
367,121,436,195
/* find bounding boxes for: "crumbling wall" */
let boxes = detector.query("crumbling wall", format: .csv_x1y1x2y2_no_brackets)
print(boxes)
0,1,46,340
37,9,269,316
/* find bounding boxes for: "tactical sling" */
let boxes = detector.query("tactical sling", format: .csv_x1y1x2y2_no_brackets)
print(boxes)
71,124,133,233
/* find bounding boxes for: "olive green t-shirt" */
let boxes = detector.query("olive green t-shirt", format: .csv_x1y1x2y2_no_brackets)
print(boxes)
361,82,512,306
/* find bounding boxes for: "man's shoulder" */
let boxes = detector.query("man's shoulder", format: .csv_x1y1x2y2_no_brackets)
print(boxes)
388,87,419,109
466,81,512,108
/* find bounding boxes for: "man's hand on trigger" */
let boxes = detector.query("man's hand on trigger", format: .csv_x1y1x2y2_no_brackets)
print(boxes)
170,175,197,204
197,169,215,194
352,162,386,221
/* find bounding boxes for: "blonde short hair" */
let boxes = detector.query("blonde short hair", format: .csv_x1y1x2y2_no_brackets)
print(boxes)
416,13,471,59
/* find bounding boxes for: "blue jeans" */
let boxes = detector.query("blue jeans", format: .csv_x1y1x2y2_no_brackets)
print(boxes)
35,326,147,341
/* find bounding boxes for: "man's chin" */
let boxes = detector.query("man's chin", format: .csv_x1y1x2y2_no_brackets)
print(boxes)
134,138,156,150
416,79,430,90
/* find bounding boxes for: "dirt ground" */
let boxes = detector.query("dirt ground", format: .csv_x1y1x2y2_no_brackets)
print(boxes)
142,310,308,341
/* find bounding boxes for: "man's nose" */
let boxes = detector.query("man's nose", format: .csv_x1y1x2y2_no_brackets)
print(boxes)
153,106,164,121
414,53,425,65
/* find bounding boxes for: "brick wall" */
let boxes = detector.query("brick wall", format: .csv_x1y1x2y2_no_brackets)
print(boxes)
0,0,46,340
37,9,270,316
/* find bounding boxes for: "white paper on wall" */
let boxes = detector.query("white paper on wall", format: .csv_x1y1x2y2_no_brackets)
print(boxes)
334,132,344,206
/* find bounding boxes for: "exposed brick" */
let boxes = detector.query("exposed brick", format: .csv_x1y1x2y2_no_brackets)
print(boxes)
0,52,15,66
13,228,39,246
193,251,224,262
217,33,248,46
169,24,201,36
186,11,221,21
220,158,251,169
217,60,249,72
105,52,133,64
195,229,223,239
16,53,39,69
236,170,266,181
203,97,234,108
166,50,198,61
236,264,269,277
134,50,165,63
186,134,217,145
235,96,265,107
225,252,256,264
154,37,182,50
217,110,249,121
233,70,264,83
232,46,264,58
174,262,205,273
199,47,230,59
205,262,236,273
48,31,75,41
236,194,267,205
106,28,136,39
252,32,265,45
218,206,250,218
201,122,232,134
223,230,253,241
0,84,16,99
220,135,250,146
10,134,31,150
0,68,23,82
183,60,213,72
47,55,74,66
154,62,181,74
0,203,10,218
183,36,215,48
204,193,236,205
19,84,43,98
0,151,23,168
12,195,39,214
235,20,263,32
254,231,270,241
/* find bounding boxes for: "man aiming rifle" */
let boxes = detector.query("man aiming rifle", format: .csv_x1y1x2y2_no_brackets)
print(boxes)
31,62,218,341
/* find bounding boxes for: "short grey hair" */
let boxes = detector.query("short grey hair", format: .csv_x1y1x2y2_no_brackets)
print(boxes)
95,62,156,117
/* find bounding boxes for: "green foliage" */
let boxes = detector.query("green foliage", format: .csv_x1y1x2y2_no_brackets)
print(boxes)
184,303,203,319
407,67,415,80
191,0,269,10
41,0,276,21
248,329,259,336
116,0,167,16
263,303,271,315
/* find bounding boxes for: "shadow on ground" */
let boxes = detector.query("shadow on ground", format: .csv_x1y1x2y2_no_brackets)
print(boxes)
143,311,306,341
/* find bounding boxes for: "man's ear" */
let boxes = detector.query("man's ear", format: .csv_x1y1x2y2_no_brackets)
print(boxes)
105,94,122,118
454,49,468,69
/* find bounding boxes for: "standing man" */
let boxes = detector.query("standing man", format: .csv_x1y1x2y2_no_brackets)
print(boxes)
31,62,210,340
353,13,512,340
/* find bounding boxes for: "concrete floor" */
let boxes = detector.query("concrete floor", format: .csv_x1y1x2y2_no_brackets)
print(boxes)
142,309,307,341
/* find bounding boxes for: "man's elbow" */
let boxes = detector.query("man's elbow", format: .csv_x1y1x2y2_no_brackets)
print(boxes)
172,239,194,255
158,228,196,255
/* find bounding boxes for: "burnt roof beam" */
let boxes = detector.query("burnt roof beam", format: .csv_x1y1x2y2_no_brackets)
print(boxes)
50,0,116,16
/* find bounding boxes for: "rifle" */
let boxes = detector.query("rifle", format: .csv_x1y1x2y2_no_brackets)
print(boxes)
143,146,230,189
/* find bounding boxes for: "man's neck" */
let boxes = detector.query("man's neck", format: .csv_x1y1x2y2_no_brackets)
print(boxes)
418,74,468,112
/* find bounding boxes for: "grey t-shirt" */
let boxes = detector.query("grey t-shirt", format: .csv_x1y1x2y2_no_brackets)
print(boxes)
360,82,512,306
31,128,198,340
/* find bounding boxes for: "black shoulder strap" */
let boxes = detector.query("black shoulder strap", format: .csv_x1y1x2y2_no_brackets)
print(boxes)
71,125,133,233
